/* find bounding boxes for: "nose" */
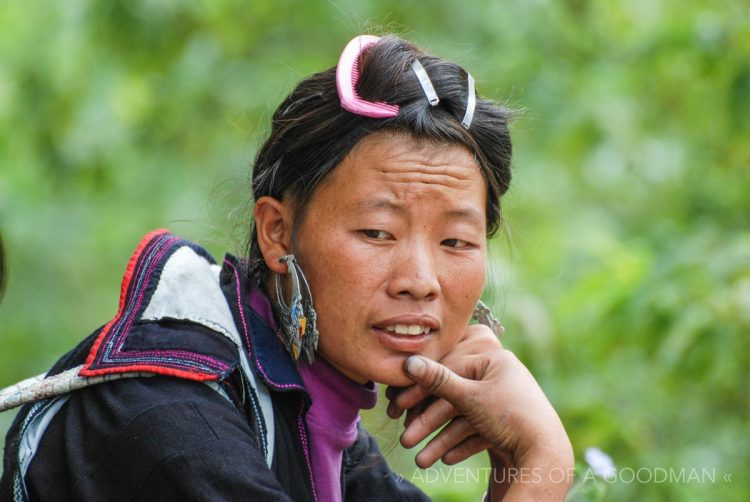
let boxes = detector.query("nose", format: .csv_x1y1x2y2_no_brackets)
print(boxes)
386,241,440,301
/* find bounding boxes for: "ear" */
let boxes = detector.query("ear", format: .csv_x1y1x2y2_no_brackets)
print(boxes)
254,196,294,275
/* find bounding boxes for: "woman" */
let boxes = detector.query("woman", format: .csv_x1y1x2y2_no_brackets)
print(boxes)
1,35,573,500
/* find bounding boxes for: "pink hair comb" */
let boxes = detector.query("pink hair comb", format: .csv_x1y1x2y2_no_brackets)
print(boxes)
336,35,400,118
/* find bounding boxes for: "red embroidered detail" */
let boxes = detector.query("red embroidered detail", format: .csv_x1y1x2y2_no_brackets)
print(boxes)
80,363,217,381
79,229,227,381
81,229,170,374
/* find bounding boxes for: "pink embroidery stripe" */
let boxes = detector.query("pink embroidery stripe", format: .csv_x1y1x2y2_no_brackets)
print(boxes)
224,258,305,391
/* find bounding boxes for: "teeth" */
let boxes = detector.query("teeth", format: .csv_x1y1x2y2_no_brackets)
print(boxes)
384,324,431,336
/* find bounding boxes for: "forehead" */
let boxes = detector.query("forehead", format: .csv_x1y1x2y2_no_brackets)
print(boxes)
317,132,487,213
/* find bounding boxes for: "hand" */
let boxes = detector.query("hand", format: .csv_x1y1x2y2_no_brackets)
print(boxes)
386,325,574,500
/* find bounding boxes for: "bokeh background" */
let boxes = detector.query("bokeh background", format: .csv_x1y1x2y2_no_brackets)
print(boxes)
0,1,747,500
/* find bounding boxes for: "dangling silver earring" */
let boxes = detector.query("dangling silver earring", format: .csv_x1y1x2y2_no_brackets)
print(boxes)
274,254,319,363
472,300,505,337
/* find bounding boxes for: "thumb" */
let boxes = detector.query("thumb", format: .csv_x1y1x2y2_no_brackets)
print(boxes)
404,355,466,402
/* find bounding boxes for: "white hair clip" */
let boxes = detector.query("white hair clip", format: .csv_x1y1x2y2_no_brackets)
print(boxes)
411,59,440,107
461,73,476,129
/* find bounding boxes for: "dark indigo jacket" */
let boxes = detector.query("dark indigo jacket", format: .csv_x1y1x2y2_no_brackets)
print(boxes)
0,230,429,501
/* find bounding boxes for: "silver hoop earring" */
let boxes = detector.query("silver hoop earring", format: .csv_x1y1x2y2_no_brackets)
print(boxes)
472,300,505,337
274,254,319,363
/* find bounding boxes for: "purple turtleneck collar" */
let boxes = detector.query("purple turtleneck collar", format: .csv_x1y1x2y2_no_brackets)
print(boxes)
249,286,378,502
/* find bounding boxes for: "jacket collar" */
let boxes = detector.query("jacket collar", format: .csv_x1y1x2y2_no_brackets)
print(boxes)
80,229,306,395
80,230,238,381
220,254,306,393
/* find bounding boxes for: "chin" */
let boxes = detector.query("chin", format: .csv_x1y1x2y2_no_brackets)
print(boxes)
365,356,416,387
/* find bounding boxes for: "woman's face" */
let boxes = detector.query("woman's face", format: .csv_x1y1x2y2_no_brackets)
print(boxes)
295,132,488,386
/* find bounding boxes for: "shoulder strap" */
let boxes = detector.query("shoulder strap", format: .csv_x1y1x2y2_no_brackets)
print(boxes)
0,366,153,413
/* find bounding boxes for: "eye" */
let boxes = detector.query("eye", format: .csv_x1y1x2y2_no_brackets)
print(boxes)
360,229,393,240
442,238,471,249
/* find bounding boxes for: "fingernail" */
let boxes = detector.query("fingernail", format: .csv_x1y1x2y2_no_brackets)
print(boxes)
405,356,426,378
386,402,401,419
387,402,396,418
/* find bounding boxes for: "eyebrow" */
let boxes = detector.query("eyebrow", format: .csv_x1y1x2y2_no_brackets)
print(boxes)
357,199,485,228
357,199,404,213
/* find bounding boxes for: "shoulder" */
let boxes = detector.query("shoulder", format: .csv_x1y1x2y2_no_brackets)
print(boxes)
28,375,287,501
34,376,253,469
62,375,253,449
78,230,243,382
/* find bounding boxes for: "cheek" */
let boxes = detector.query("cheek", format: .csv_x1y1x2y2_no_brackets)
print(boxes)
298,231,374,323
444,255,486,308
436,256,486,342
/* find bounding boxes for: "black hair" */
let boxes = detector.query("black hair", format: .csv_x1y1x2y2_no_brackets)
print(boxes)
248,35,513,272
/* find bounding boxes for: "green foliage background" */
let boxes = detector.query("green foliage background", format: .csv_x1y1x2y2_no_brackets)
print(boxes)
0,1,747,500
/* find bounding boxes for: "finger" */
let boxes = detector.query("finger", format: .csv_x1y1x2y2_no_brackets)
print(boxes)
392,353,485,413
387,402,402,420
400,398,455,448
404,356,470,406
389,384,431,416
385,385,406,401
387,394,407,419
403,395,435,428
441,435,492,466
387,384,429,419
432,353,487,382
413,417,476,468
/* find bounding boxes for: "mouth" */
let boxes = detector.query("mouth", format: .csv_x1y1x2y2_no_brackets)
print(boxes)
383,324,432,336
372,316,439,352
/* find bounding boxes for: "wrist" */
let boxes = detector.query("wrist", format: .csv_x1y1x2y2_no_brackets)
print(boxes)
488,439,574,501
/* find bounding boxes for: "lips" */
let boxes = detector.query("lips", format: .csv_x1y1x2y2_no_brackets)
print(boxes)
372,314,439,352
